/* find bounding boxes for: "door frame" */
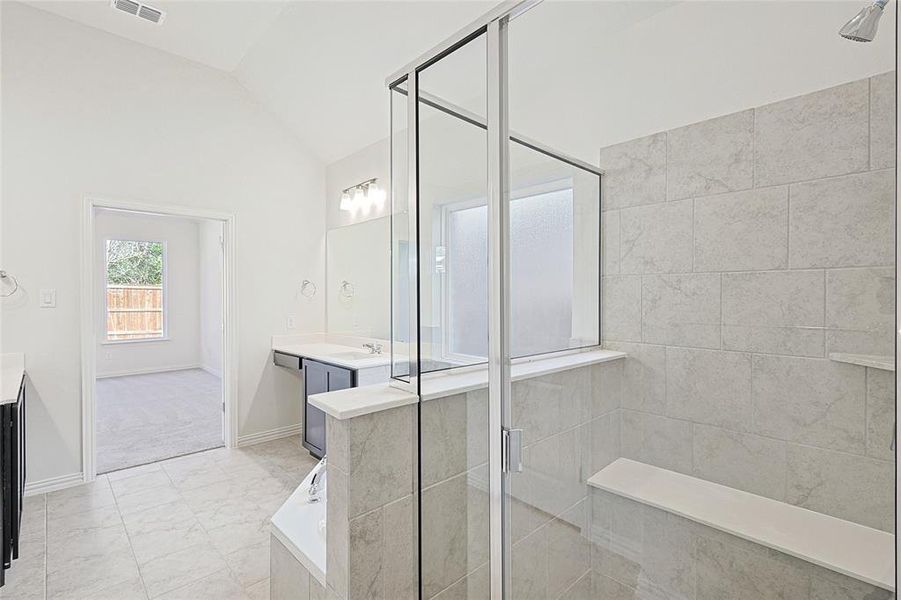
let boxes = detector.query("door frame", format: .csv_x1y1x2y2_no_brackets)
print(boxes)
80,195,238,481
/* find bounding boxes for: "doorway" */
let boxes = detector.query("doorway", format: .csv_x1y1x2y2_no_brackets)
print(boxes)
81,198,237,479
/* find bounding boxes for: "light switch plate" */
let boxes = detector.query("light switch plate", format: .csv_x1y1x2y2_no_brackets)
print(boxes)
287,315,297,330
39,288,56,308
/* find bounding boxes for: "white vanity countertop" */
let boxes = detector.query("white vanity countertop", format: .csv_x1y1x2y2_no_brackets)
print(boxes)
310,348,626,420
1,353,25,405
271,341,391,370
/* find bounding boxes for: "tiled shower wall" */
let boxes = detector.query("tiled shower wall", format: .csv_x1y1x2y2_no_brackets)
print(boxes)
600,72,896,532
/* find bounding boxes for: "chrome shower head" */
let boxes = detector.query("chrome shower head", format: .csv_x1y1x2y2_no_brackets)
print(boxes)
840,0,889,42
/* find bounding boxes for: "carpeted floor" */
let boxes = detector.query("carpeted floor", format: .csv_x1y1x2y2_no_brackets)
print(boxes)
96,369,223,474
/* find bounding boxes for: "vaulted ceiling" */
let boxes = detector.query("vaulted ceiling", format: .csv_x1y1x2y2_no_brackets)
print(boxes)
28,1,896,165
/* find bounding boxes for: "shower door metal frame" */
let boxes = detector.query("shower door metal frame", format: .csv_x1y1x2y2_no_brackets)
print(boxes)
387,2,597,598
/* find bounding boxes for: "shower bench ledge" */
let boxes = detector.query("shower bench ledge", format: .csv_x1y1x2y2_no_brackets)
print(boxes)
588,458,894,592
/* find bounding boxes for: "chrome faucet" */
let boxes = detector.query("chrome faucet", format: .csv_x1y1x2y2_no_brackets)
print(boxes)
308,457,326,503
363,343,383,355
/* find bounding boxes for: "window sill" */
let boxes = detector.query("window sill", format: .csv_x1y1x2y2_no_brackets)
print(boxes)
101,337,170,346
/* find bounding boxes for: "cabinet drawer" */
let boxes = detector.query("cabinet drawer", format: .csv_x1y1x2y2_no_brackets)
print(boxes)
273,352,302,370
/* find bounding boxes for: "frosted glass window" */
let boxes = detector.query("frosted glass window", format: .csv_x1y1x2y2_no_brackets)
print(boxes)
445,188,575,359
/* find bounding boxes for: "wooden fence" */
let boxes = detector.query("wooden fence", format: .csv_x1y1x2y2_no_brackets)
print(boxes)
107,285,163,340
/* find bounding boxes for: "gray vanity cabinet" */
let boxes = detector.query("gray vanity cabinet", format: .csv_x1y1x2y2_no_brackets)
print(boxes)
302,359,354,459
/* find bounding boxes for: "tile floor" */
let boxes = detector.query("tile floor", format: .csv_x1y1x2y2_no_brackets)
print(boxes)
3,437,319,599
96,369,224,474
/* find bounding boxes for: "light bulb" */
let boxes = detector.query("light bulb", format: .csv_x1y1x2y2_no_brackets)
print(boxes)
340,192,352,211
369,184,386,209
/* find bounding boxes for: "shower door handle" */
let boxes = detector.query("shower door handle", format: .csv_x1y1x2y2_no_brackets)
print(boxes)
502,428,523,473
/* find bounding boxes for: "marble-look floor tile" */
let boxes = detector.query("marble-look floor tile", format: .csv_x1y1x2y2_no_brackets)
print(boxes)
156,569,249,600
122,500,210,565
46,477,116,518
139,542,229,598
47,503,122,538
162,452,232,491
115,483,182,516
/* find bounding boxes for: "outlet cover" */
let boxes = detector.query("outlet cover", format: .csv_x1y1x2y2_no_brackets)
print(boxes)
287,315,297,330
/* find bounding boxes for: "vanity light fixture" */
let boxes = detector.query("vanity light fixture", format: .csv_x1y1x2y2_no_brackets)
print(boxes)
340,179,385,214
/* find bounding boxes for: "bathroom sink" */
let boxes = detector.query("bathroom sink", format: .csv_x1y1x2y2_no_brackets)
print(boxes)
329,351,379,361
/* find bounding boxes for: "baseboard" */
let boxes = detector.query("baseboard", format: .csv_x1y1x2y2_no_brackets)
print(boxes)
201,364,222,378
25,472,85,496
96,364,203,379
236,423,302,447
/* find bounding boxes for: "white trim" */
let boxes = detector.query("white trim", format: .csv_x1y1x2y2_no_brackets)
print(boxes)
236,423,302,448
95,364,204,379
81,196,238,483
201,364,223,378
24,472,84,496
100,337,171,346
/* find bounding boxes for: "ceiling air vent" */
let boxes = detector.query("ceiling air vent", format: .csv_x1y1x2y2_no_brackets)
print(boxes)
110,0,166,25
137,5,163,24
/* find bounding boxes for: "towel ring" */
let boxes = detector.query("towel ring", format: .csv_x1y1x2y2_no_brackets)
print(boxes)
300,279,317,299
0,271,19,298
340,280,355,300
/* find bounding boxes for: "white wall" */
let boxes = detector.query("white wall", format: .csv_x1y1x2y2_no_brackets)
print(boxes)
1,3,326,485
199,220,224,378
94,210,202,378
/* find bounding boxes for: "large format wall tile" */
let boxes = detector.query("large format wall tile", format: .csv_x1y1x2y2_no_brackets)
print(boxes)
666,110,754,200
665,348,752,431
722,269,825,357
346,406,415,518
693,186,788,272
695,531,810,600
421,393,467,488
755,80,869,186
598,133,666,210
620,200,692,274
512,526,549,600
603,209,621,275
866,368,895,461
589,412,621,475
512,368,590,446
751,356,866,454
421,474,468,599
602,275,641,342
621,410,692,474
692,424,787,500
591,361,623,417
786,444,894,532
547,500,590,599
870,71,896,170
270,535,310,600
789,170,894,268
825,267,894,337
348,496,415,600
642,273,721,349
590,492,697,599
605,342,666,414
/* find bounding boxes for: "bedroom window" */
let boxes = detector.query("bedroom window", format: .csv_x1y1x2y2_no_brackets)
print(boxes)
105,239,166,341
